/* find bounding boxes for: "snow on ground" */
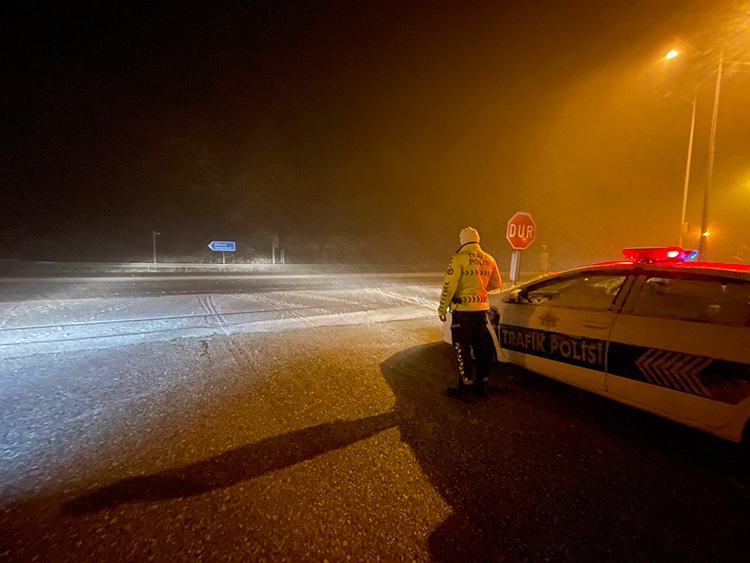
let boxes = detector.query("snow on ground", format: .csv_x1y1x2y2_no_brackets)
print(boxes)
0,286,439,360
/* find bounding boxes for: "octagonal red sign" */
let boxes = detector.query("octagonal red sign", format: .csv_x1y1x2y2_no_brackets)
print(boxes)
506,212,536,250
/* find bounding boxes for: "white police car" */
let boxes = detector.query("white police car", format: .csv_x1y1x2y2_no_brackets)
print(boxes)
443,248,750,449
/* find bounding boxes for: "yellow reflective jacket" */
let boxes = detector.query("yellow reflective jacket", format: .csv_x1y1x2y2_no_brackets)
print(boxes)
438,242,501,316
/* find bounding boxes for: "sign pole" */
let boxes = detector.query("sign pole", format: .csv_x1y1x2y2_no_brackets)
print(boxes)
152,231,160,264
222,251,226,265
509,250,522,284
271,235,279,264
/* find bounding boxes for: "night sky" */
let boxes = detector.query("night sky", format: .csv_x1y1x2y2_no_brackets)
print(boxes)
2,1,749,267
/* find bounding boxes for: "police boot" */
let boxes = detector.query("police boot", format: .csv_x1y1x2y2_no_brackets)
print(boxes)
447,379,474,403
473,378,488,397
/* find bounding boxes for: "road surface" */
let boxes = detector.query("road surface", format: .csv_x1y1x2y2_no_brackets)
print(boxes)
1,274,749,561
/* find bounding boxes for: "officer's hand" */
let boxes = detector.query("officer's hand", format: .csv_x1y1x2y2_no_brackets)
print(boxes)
439,313,447,323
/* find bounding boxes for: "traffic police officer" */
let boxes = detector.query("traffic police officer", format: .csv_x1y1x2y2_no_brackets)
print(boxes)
438,227,501,399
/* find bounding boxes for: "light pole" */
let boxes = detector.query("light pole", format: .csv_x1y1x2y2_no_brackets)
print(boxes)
698,53,724,259
152,230,161,264
679,86,698,248
664,50,698,249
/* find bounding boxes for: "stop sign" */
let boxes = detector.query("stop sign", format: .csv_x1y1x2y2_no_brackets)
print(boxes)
506,212,536,250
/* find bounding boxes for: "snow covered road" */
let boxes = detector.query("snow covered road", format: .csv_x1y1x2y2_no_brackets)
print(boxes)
0,275,440,359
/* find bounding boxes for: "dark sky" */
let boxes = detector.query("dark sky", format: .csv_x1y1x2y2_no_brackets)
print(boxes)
2,0,749,267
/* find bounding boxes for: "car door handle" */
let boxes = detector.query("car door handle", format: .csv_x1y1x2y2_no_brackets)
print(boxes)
578,320,609,329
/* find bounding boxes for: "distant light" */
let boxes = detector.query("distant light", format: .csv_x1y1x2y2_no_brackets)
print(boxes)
702,231,710,237
666,49,679,59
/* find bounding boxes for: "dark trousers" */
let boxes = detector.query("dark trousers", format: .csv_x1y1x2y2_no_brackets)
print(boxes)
450,310,494,388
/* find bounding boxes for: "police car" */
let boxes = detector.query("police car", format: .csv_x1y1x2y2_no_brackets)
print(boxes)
442,247,750,449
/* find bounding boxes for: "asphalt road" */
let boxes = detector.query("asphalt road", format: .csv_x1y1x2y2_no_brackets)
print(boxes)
1,280,750,561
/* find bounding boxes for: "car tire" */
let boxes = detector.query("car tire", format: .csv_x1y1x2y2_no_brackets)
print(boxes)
741,420,750,481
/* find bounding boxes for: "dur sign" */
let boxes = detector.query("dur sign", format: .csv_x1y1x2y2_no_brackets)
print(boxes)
506,212,536,250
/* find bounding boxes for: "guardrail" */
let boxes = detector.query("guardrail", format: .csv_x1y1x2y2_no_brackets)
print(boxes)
0,260,446,278
0,260,552,281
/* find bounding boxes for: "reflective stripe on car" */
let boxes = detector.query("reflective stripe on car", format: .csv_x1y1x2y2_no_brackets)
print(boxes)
499,323,750,405
607,342,750,405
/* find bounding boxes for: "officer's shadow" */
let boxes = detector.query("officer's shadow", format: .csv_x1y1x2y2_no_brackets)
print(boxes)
64,410,401,514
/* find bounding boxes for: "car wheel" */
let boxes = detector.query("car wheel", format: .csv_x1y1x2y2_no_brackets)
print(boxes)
741,420,750,480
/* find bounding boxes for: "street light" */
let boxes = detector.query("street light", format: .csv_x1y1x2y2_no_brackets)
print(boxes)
665,47,748,258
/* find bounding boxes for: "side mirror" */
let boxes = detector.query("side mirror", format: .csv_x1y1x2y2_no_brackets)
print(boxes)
504,289,529,304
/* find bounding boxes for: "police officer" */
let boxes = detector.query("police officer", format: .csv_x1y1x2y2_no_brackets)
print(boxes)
538,244,550,272
438,227,501,399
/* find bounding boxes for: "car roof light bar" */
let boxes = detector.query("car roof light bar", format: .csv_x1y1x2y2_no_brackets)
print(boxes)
622,247,698,263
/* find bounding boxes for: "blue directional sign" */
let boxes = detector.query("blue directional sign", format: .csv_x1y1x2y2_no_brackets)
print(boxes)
208,240,236,252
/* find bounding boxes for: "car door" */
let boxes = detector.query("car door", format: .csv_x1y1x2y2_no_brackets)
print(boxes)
606,270,750,429
498,269,632,392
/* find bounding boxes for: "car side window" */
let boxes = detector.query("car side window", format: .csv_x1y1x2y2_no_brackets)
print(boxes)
628,274,750,327
523,273,626,312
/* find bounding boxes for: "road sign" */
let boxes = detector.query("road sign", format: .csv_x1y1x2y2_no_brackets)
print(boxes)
208,241,236,252
506,212,536,250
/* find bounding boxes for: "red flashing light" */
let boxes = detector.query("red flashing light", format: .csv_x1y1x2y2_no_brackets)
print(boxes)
622,247,698,263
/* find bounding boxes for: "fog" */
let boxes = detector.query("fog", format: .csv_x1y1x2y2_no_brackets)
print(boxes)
1,0,748,270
